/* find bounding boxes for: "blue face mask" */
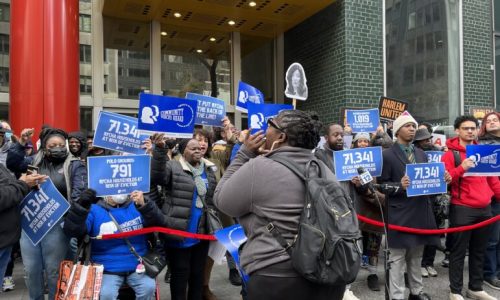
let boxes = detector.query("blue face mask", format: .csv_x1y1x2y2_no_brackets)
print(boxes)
4,132,11,142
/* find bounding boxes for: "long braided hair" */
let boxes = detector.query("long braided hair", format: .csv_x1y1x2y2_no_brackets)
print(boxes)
276,110,322,150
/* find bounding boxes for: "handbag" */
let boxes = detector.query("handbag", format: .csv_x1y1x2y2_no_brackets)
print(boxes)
107,211,167,278
199,196,223,235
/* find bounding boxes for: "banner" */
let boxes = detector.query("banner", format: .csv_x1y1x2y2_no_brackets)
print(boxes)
235,81,265,113
465,144,500,176
333,147,383,181
93,111,149,155
185,93,226,127
87,155,151,196
247,103,293,134
138,93,198,138
346,108,379,133
378,96,408,121
20,179,70,246
406,162,446,197
425,151,444,163
214,224,249,284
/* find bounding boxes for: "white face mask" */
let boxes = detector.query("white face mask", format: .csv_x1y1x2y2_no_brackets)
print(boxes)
109,194,128,204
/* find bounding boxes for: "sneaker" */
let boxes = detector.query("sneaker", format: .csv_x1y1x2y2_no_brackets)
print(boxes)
421,267,429,278
426,266,438,277
343,289,360,300
228,268,242,286
484,278,500,290
441,258,449,268
465,290,497,300
2,276,14,292
367,274,380,291
449,293,464,300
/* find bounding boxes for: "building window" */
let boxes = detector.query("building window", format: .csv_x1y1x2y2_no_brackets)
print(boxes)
0,67,8,87
80,44,91,63
79,14,91,33
0,34,8,55
80,76,92,95
0,4,9,22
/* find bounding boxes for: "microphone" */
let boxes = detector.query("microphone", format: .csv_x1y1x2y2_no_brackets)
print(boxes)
357,167,375,193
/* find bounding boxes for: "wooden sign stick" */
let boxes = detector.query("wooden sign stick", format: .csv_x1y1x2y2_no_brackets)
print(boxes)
292,99,297,109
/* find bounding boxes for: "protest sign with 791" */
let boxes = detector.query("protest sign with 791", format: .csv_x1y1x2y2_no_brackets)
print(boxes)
110,163,132,178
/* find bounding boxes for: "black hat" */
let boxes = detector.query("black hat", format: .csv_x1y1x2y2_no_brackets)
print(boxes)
413,128,432,142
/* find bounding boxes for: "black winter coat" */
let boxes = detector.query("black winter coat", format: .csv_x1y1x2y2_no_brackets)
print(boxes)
151,147,217,234
0,164,31,248
379,143,439,249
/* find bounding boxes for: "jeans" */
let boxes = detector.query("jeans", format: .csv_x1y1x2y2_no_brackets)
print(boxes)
166,241,209,300
99,272,156,300
484,201,500,280
20,223,69,300
0,246,12,285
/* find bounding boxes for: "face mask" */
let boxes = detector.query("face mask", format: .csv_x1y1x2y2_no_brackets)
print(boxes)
47,147,68,161
4,132,12,142
110,194,128,204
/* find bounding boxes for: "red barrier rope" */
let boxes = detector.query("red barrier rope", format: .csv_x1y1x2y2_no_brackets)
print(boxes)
357,214,500,235
98,215,500,240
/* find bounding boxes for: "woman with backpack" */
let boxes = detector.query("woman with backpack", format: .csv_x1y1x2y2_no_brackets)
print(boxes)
214,110,349,300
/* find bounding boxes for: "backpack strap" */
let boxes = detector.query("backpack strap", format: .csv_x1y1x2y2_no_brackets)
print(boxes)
269,156,307,181
452,150,462,200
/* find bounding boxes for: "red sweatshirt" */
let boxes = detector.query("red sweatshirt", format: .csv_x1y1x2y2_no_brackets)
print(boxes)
442,136,500,208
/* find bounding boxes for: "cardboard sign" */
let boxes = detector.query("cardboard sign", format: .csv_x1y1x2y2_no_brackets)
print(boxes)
185,93,226,127
20,179,70,246
214,224,249,284
93,111,149,155
284,63,308,101
346,108,380,133
465,144,500,176
425,151,444,163
470,106,495,120
406,162,446,197
87,155,151,196
333,146,383,181
378,96,408,121
138,93,198,138
247,103,293,134
235,81,265,113
432,134,446,149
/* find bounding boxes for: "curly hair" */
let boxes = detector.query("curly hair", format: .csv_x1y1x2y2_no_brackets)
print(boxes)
276,110,322,150
453,115,478,130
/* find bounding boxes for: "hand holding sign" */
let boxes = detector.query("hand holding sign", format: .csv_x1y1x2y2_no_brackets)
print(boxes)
401,175,410,190
130,191,144,207
19,173,48,188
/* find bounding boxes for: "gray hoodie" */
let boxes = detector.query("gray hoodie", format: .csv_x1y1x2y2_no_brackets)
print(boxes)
214,145,337,275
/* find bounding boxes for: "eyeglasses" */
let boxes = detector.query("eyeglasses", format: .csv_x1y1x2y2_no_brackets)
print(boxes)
460,127,477,132
267,118,284,132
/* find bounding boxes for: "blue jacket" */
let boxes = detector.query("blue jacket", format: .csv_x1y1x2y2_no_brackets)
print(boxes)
64,198,165,273
7,142,87,202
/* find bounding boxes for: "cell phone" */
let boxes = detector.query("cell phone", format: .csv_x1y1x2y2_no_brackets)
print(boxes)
27,165,38,175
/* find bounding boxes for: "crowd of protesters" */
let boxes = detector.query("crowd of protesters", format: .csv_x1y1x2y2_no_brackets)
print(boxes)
0,107,498,300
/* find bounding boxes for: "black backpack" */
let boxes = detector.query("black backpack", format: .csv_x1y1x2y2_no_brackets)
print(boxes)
266,156,363,286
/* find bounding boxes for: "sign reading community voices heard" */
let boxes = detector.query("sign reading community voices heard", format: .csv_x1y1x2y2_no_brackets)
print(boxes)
247,103,294,134
185,93,226,127
334,147,383,181
235,81,265,113
465,144,500,176
93,111,149,155
87,155,151,197
405,162,446,197
20,179,70,246
346,108,380,133
138,93,198,138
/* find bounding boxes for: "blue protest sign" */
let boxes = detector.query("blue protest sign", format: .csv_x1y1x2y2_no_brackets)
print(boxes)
87,155,151,197
138,93,198,138
425,151,444,163
20,179,70,246
247,103,293,134
93,111,149,155
346,108,380,133
185,93,226,127
333,147,383,181
235,81,265,113
215,224,249,284
406,162,446,197
465,144,500,176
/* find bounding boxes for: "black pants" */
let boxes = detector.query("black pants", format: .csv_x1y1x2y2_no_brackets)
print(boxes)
247,267,345,300
448,204,491,294
421,245,437,267
166,241,209,300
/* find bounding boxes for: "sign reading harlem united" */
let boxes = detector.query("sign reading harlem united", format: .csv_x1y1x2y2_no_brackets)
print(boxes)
333,146,383,181
465,144,500,176
87,155,151,197
138,93,198,138
378,96,408,121
20,179,70,246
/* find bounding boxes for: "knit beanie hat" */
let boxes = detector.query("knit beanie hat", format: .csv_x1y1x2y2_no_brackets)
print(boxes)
353,132,370,143
393,111,418,136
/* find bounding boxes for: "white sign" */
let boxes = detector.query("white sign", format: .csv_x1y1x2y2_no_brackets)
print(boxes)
284,63,308,101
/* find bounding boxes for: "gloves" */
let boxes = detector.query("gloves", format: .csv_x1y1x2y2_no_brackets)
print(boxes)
78,189,97,209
